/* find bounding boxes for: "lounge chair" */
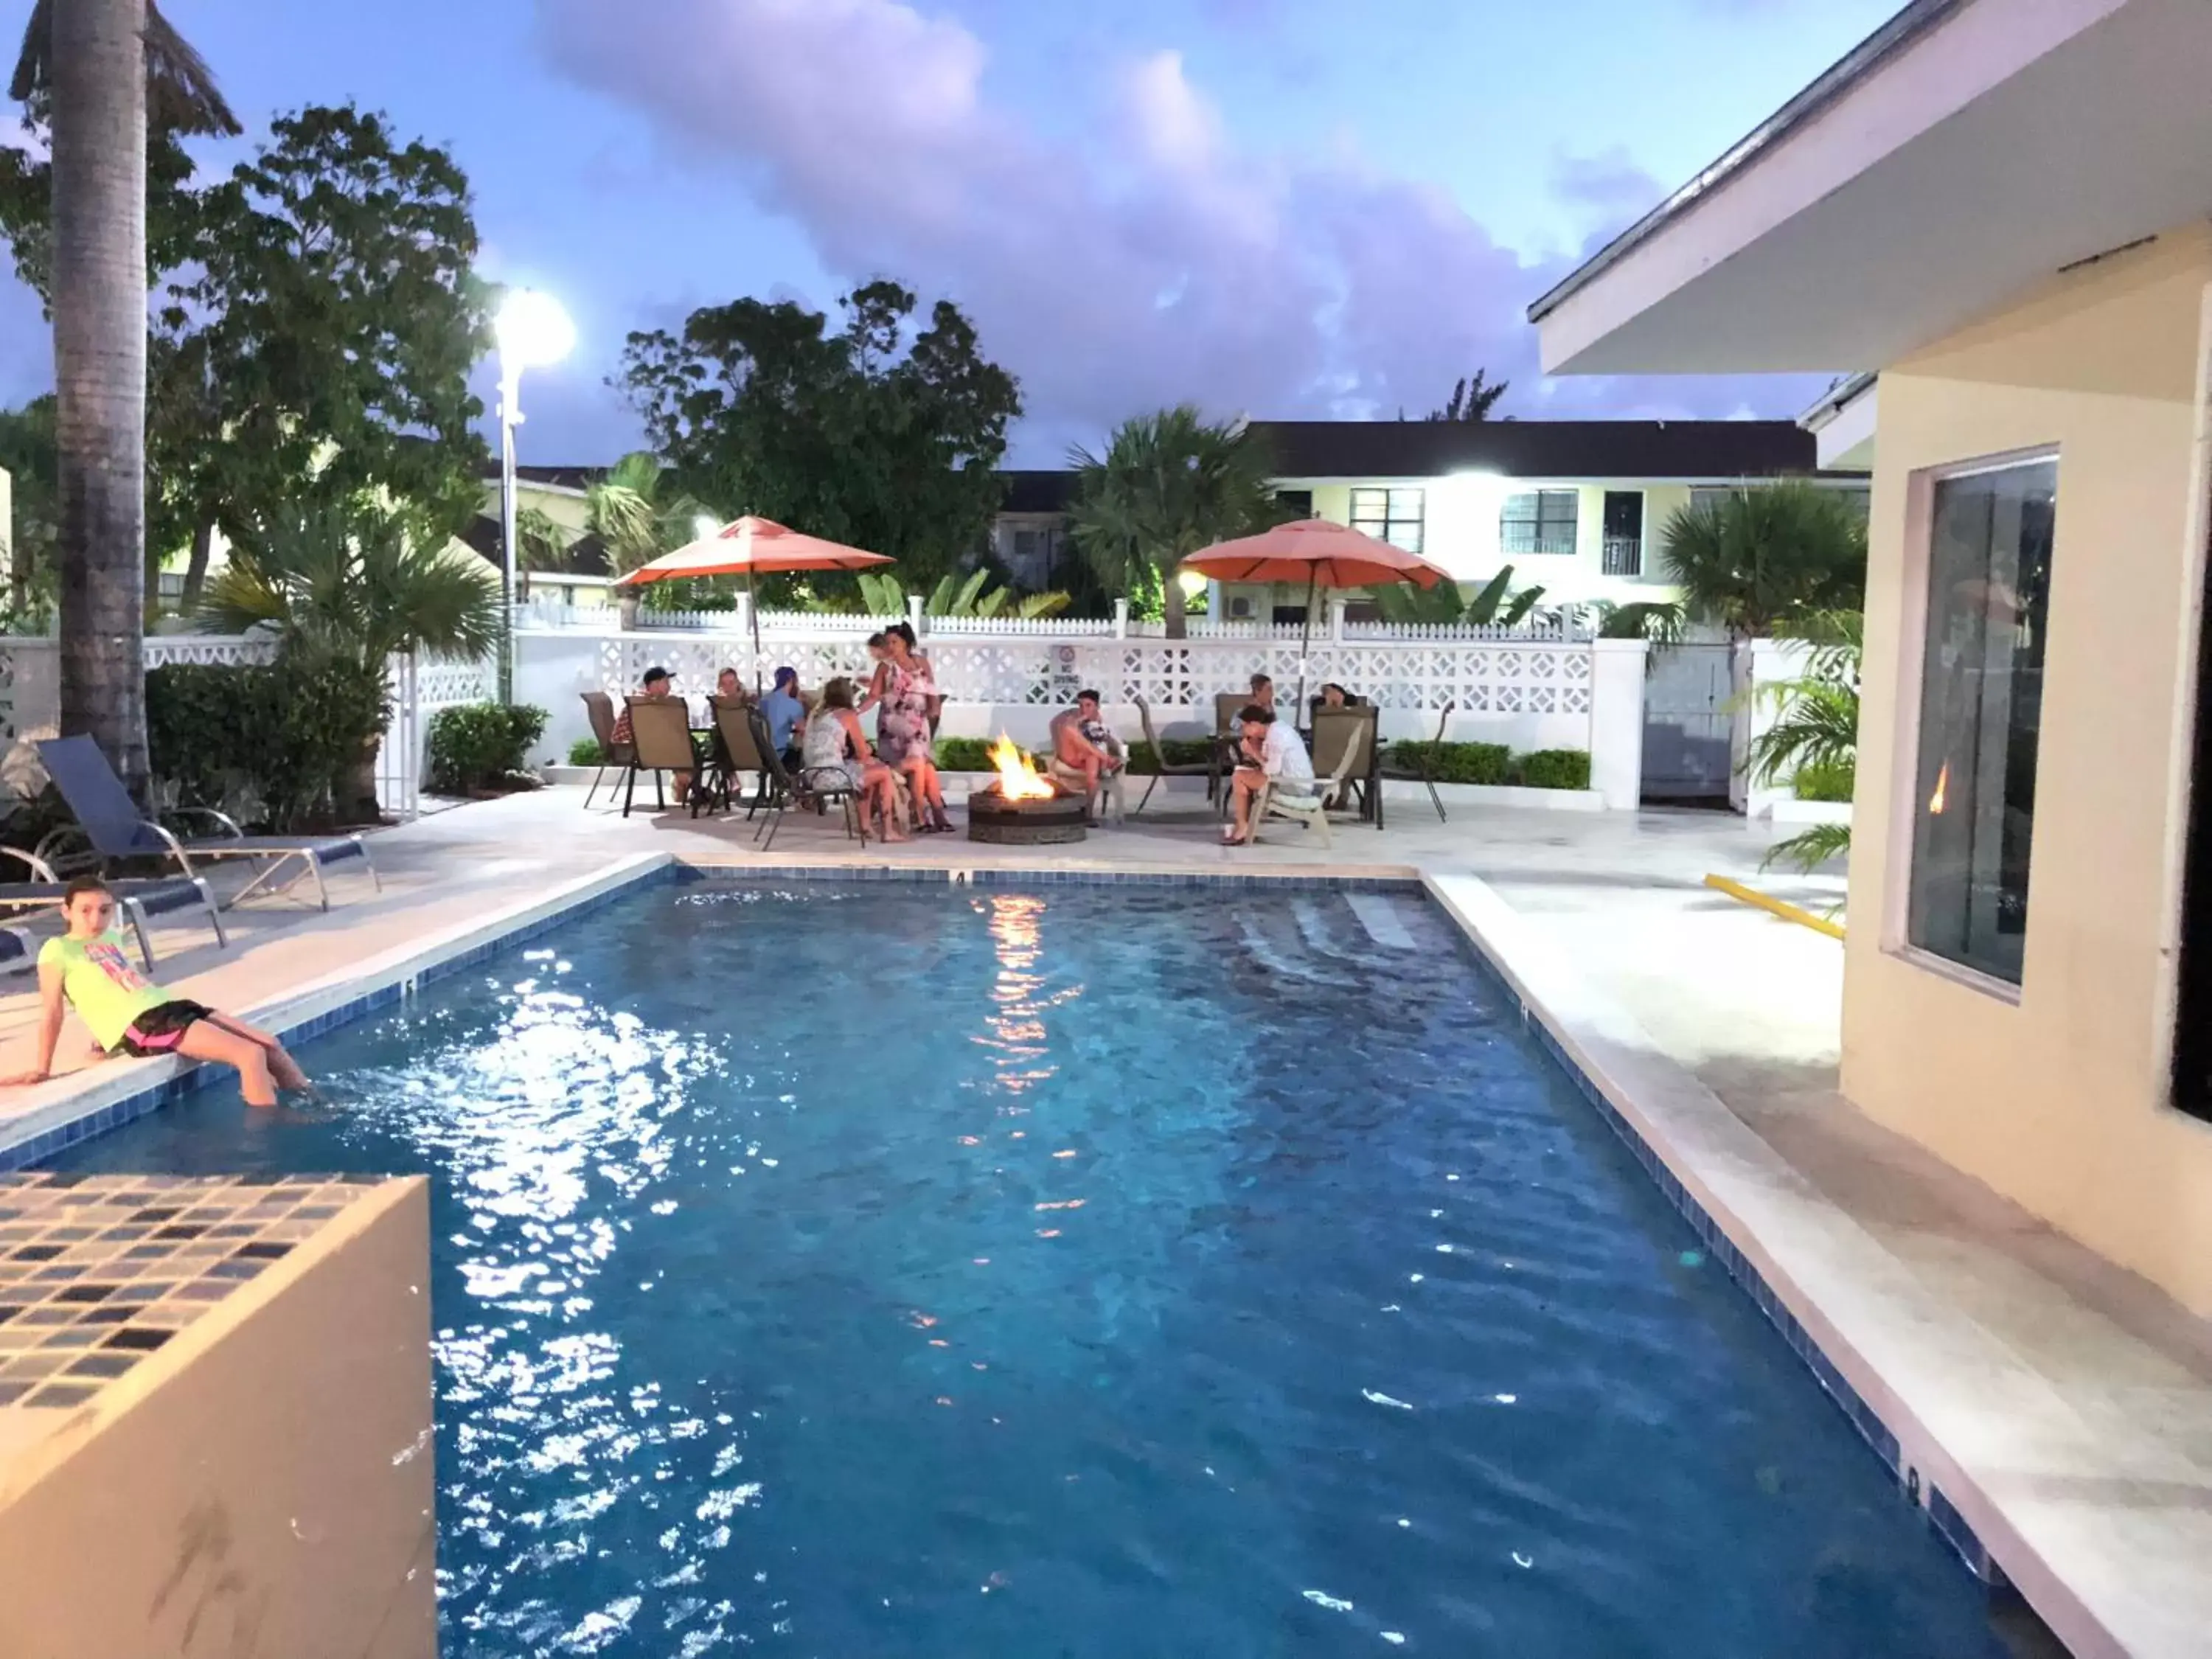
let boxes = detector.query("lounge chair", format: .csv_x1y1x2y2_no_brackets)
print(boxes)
34,736,378,912
0,846,225,972
1256,717,1369,848
748,707,867,852
1377,700,1456,824
1132,697,1217,815
622,698,703,818
580,692,636,810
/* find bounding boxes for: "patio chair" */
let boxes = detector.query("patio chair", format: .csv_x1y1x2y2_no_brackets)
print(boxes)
34,736,378,913
0,845,225,972
710,695,775,818
1132,696,1218,815
1309,705,1381,825
748,706,868,852
1377,700,1456,824
580,691,635,810
622,697,704,818
1256,719,1369,849
1045,709,1127,826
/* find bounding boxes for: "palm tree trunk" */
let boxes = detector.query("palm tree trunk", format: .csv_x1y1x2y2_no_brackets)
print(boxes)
1161,560,1187,640
179,518,213,611
50,0,150,797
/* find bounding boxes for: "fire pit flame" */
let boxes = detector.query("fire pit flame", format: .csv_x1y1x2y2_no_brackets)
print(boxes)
989,733,1056,802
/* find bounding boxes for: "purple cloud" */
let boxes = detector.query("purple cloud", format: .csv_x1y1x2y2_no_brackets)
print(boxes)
535,0,1829,456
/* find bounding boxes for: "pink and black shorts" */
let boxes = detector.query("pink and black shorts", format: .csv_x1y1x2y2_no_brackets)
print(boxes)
118,999,212,1057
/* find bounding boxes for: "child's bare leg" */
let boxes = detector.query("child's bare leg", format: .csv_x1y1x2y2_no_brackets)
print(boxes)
205,1015,310,1092
178,1021,278,1107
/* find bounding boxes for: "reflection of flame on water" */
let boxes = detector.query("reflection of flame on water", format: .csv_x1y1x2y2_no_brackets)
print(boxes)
1929,761,1950,815
989,733,1054,801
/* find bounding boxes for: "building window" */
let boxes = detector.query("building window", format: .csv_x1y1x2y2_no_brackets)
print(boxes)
1905,456,2056,986
1500,490,1579,555
1274,489,1314,520
1350,487,1424,553
1601,490,1644,576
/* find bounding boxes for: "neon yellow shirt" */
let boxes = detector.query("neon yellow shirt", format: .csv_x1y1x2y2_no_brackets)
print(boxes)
38,933,172,1051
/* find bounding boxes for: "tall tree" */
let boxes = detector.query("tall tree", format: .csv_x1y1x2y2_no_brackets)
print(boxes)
10,0,236,794
1064,406,1276,639
1425,369,1509,422
1656,482,1867,638
167,104,493,603
0,397,58,623
617,280,1020,598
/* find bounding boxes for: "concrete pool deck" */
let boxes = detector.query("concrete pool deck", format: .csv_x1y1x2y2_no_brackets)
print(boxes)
0,782,2199,1655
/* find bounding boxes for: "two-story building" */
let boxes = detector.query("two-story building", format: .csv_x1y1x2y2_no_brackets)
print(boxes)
993,420,1854,621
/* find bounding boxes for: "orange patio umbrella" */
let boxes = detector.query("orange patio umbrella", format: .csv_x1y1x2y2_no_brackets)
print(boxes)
617,516,895,684
1180,518,1450,703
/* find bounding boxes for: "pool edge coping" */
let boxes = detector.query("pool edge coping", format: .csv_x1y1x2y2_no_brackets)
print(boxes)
1422,871,2122,1659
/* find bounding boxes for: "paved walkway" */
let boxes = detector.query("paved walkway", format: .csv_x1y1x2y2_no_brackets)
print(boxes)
1,781,2199,1655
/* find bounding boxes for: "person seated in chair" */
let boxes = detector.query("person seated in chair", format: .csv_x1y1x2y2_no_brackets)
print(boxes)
612,665,692,804
1248,672,1276,711
1312,681,1365,714
1049,689,1125,824
802,678,907,843
1225,703,1313,846
714,667,754,705
761,665,807,769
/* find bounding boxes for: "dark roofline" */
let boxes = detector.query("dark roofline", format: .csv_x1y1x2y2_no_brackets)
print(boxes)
1525,0,1966,325
1245,418,1817,481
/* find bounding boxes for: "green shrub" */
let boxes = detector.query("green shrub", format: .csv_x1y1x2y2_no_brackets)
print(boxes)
425,703,549,795
568,737,607,768
933,736,994,773
1123,736,1216,776
1384,740,1512,786
147,653,389,830
1792,757,1855,803
1512,749,1593,791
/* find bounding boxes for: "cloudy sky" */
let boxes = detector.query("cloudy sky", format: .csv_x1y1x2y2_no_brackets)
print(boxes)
0,0,1898,464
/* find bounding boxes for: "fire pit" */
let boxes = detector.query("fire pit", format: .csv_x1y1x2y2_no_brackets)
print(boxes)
967,735,1089,845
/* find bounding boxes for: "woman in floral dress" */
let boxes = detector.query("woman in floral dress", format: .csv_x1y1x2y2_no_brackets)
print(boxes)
866,622,952,831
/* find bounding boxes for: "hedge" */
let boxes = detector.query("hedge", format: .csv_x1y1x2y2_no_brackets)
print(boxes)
147,657,388,830
1792,757,1855,803
931,731,1591,791
569,737,607,768
425,703,549,795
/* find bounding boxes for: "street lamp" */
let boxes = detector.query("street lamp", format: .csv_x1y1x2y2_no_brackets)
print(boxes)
494,289,576,700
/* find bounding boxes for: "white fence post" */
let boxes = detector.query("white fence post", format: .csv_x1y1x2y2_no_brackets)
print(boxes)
1588,639,1649,810
1739,638,1812,819
907,594,925,638
1113,598,1129,639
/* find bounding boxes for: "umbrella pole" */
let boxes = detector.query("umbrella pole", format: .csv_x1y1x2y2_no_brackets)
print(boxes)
749,569,763,692
1295,570,1318,712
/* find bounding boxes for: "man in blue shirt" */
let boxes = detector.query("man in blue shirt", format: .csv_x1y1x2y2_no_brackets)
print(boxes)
762,666,807,765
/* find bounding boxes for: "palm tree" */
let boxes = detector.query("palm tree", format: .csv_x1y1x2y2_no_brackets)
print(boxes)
582,451,667,575
1372,564,1546,627
1425,369,1509,422
198,498,502,819
1656,481,1866,639
1065,406,1276,639
1744,610,1862,872
15,0,238,799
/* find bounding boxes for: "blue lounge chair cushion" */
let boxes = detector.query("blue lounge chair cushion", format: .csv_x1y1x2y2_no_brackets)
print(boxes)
35,737,363,863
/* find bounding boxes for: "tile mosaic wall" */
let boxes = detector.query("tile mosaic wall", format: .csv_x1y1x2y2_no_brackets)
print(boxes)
0,1174,383,1411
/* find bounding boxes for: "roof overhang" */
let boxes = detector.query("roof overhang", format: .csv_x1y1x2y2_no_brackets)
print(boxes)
1800,375,1877,470
1530,0,2210,375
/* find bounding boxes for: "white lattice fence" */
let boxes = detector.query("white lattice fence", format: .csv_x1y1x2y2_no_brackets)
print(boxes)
581,629,1592,722
378,653,496,815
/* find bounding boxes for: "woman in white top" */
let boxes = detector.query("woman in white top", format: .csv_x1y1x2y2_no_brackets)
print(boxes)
1225,703,1313,845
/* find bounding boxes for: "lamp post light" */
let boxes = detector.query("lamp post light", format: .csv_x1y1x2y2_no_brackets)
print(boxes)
493,289,576,702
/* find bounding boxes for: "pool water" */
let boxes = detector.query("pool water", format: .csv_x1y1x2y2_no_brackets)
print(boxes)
52,882,2017,1658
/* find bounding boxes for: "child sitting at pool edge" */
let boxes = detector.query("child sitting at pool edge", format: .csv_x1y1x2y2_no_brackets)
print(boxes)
4,876,311,1107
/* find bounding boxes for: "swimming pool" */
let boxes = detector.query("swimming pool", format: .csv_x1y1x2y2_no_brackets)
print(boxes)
51,880,2020,1657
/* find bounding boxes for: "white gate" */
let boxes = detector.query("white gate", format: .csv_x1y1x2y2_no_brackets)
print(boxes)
375,653,495,817
1641,643,1736,802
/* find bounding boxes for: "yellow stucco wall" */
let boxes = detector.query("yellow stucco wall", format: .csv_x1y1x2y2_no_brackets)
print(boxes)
1845,225,2212,1312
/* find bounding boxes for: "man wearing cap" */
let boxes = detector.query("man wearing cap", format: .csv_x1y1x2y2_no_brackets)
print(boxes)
612,666,693,801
